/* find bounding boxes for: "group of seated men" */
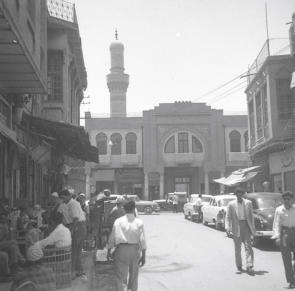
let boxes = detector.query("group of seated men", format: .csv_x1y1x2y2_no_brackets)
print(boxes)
0,196,72,291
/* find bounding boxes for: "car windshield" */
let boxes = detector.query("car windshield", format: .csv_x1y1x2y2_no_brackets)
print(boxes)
202,197,211,203
219,198,235,207
251,196,282,209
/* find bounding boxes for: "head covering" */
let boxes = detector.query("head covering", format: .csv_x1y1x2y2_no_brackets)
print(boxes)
282,191,294,198
78,193,85,197
116,196,125,204
51,192,59,198
26,243,43,262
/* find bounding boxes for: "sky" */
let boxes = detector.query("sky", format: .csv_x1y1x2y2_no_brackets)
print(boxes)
74,0,295,118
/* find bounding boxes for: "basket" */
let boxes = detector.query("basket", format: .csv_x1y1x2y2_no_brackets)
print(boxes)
43,246,71,289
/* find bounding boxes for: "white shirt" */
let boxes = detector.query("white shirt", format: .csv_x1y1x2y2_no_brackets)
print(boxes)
195,198,202,207
237,201,246,220
108,213,147,250
273,204,295,238
39,224,71,248
67,198,86,222
58,203,71,225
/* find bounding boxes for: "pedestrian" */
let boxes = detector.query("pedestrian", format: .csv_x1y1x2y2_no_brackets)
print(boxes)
272,191,295,288
59,189,87,280
10,243,56,291
106,196,126,229
172,195,178,213
225,187,255,274
107,200,147,291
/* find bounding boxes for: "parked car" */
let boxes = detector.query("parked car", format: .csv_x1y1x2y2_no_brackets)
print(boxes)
202,194,236,229
124,194,160,214
183,194,212,222
244,192,282,246
153,199,173,212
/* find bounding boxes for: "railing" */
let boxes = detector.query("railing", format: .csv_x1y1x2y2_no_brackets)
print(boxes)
247,38,290,84
47,0,74,23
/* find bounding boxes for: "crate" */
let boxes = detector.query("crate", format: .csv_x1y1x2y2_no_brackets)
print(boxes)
43,246,71,289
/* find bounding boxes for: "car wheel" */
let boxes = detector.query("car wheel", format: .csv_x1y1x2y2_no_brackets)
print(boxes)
202,214,208,225
251,236,260,247
144,206,152,215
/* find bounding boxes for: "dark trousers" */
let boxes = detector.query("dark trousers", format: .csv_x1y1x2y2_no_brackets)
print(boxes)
0,240,21,267
280,227,295,283
72,221,86,274
0,251,9,275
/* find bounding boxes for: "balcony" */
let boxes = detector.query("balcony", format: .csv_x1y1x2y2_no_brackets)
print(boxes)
98,155,111,166
227,152,250,162
121,154,140,166
247,38,290,85
47,0,74,22
163,153,204,166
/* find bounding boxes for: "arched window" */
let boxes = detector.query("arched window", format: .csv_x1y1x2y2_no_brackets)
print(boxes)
126,132,137,154
229,130,241,152
244,131,249,152
192,136,203,153
164,136,175,153
110,133,122,155
178,132,189,153
96,132,107,155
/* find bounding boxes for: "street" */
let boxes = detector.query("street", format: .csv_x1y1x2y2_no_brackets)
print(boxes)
138,213,284,291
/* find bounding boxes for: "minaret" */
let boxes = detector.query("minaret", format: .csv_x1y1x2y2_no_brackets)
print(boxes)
107,30,129,117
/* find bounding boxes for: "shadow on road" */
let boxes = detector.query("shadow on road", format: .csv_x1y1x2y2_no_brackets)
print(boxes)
235,269,269,276
254,238,280,252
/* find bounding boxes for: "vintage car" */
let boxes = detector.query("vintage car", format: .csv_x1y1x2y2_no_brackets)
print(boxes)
152,199,174,212
244,192,282,246
202,194,236,229
124,194,160,214
183,194,212,222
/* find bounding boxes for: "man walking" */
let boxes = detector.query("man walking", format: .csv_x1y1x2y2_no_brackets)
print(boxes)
107,200,147,291
272,191,295,289
59,189,87,279
225,187,255,274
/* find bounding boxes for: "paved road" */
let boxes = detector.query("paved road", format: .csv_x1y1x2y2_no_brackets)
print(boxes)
138,212,285,291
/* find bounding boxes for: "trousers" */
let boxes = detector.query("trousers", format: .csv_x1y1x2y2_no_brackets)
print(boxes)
114,244,140,291
233,220,254,268
280,227,295,283
72,221,86,273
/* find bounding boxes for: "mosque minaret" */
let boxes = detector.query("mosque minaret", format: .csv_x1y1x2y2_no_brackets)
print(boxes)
107,30,129,117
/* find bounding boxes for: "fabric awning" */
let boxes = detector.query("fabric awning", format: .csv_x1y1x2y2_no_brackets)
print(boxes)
213,166,260,186
23,113,98,163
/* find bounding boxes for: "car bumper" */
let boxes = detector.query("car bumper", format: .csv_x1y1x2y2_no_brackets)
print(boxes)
154,208,161,212
254,230,274,237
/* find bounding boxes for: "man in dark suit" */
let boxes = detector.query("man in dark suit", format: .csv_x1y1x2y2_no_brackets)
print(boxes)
225,187,255,274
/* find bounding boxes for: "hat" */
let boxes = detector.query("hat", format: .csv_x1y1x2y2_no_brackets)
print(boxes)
26,243,43,262
78,193,85,197
282,191,294,198
51,192,59,198
116,196,125,204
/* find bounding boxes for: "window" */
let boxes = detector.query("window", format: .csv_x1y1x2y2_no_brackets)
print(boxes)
248,100,255,146
164,136,175,153
244,131,248,152
262,84,269,138
47,51,63,101
229,130,241,152
96,133,107,155
126,132,137,154
178,132,189,153
255,91,263,139
276,79,293,120
192,136,203,153
111,133,122,155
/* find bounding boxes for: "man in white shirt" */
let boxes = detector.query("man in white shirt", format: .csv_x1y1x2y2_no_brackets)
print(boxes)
107,200,147,291
225,187,255,274
59,189,86,279
39,212,71,249
272,191,295,289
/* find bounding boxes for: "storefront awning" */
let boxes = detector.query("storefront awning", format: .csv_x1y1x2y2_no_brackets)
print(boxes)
213,166,260,186
23,113,98,163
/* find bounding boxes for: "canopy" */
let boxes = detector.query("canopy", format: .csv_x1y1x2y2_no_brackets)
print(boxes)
23,113,98,163
213,166,260,186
